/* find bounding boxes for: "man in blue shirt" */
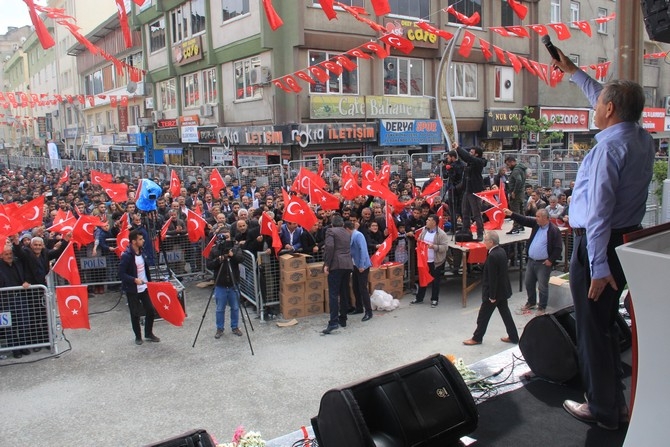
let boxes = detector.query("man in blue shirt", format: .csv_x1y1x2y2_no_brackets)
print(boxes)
345,220,373,321
553,49,655,431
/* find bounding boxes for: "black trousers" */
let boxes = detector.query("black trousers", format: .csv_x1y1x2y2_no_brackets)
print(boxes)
570,232,628,427
462,193,483,236
352,267,371,314
472,298,519,343
127,290,156,340
416,262,445,302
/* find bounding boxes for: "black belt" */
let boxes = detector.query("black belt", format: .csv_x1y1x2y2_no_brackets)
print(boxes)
572,225,641,237
529,258,547,263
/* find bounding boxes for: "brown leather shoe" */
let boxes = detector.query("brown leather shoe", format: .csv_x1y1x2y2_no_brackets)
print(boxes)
563,400,618,431
463,339,482,346
500,336,518,344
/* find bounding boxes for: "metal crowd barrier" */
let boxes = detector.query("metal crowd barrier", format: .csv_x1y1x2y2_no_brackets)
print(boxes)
0,285,55,355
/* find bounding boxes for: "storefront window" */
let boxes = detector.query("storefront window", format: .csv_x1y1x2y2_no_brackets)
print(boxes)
308,50,358,95
383,57,423,96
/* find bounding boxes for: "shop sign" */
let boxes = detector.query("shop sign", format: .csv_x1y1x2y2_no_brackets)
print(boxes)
90,135,102,146
181,125,199,143
198,126,218,144
114,134,129,144
164,148,183,155
379,119,443,146
484,109,523,138
642,108,666,133
666,117,670,132
211,146,232,164
215,125,289,148
310,95,431,120
290,123,376,148
37,117,47,138
156,127,181,145
540,107,590,132
101,134,115,145
173,35,204,66
63,127,85,139
179,115,200,126
157,118,178,129
383,20,438,49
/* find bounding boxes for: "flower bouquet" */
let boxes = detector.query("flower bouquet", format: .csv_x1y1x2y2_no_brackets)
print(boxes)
217,426,265,447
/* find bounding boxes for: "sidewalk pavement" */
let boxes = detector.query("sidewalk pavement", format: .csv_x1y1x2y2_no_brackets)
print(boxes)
0,271,551,446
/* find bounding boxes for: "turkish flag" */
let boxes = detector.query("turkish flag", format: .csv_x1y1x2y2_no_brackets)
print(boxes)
9,195,44,234
53,243,81,285
530,60,548,84
309,182,340,211
490,27,510,37
202,235,217,259
298,167,327,193
386,206,398,241
378,161,391,184
116,227,129,258
445,5,480,26
307,65,330,83
294,71,316,85
483,206,505,230
57,166,70,186
458,31,476,58
424,190,440,207
71,215,105,247
283,196,318,230
436,205,446,230
262,0,283,30
47,215,77,234
153,216,173,252
361,41,388,59
380,33,415,55
146,282,185,327
317,154,324,177
261,212,283,254
506,51,522,73
99,180,128,203
527,24,548,36
416,239,434,287
573,20,592,37
595,13,616,24
340,170,363,201
283,75,302,93
360,162,377,184
493,46,508,64
548,23,571,40
370,235,393,268
507,26,529,38
56,285,90,329
318,0,337,20
507,0,528,20
416,22,453,41
346,48,372,60
498,180,508,209
209,168,226,199
320,60,343,76
90,169,113,185
52,209,71,226
24,0,55,49
479,38,493,60
518,56,536,76
334,55,357,71
186,210,207,243
370,0,390,16
421,177,443,197
273,79,292,93
170,170,182,198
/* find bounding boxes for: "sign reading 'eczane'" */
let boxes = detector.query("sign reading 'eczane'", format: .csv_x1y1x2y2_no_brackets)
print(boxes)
379,120,443,146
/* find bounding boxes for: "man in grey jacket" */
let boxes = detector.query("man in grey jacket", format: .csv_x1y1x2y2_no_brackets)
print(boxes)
411,215,449,308
322,215,353,334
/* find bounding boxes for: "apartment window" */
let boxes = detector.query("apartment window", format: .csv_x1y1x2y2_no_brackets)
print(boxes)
309,51,359,94
203,68,217,104
158,78,177,110
106,110,114,130
129,105,141,126
596,57,607,82
182,72,201,109
171,0,206,44
312,0,363,7
568,54,580,66
550,0,561,23
501,1,521,27
102,65,115,91
66,107,73,126
383,57,423,96
451,63,477,99
597,8,608,34
447,0,482,26
149,18,166,52
494,66,514,102
234,57,262,100
223,0,250,22
388,0,430,18
570,2,580,26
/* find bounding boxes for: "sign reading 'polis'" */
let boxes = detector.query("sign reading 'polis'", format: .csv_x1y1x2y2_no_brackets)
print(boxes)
310,95,431,120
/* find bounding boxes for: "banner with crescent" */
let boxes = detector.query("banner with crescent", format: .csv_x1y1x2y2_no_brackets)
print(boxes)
56,285,90,329
146,282,185,326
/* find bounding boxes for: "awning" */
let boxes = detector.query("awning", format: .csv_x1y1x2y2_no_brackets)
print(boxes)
163,148,183,155
111,145,138,152
651,132,670,140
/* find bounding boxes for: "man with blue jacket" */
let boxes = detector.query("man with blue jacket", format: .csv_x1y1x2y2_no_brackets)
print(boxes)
346,220,373,322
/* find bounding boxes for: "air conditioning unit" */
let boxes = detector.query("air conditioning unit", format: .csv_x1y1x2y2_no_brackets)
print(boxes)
151,110,163,123
96,124,106,133
200,104,214,117
249,66,271,85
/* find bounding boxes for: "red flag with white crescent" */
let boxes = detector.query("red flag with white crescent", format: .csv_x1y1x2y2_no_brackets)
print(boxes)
436,205,446,230
445,5,481,26
154,216,173,252
416,238,433,287
47,216,77,234
146,281,185,326
547,23,571,40
573,20,592,37
370,235,393,268
56,285,90,329
283,196,318,230
116,227,129,258
52,209,71,226
261,0,283,30
170,170,182,198
261,212,283,255
209,168,226,199
416,21,453,41
370,0,391,16
99,180,129,203
507,0,528,20
202,235,217,259
53,243,81,285
340,170,362,201
360,41,388,59
90,169,113,185
379,33,414,55
458,30,477,58
71,215,106,248
309,182,340,211
386,206,398,241
320,60,343,76
9,195,44,234
57,166,70,186
186,209,207,243
378,161,391,184
318,0,337,20
492,28,513,39
483,206,505,230
527,24,548,36
421,177,443,198
317,154,324,177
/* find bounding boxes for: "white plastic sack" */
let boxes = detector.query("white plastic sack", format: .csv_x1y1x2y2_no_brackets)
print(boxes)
370,289,400,311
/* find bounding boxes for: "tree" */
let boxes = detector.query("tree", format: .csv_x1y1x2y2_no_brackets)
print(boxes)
513,106,564,148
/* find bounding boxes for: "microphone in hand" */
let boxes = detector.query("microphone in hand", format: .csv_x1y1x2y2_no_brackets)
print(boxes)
541,35,563,72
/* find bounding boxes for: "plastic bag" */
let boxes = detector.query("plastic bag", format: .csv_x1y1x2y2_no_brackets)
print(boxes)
370,289,400,311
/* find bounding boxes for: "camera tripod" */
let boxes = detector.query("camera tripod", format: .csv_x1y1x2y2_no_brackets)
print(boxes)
192,246,254,355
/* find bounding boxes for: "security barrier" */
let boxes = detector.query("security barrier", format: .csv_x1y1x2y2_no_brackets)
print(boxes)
0,285,55,355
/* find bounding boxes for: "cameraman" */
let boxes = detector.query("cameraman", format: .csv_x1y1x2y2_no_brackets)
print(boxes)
206,226,245,339
452,142,487,241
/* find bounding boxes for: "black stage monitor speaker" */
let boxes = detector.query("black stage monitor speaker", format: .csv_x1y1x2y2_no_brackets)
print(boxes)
143,429,216,447
519,306,632,383
642,0,670,43
311,354,478,447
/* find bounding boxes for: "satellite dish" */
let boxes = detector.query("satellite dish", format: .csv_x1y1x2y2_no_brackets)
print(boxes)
126,81,137,94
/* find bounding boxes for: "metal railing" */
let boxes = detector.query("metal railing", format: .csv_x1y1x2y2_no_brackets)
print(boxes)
0,285,55,355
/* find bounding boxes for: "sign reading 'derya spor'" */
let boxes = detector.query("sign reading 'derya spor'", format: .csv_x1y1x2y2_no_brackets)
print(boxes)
379,120,443,146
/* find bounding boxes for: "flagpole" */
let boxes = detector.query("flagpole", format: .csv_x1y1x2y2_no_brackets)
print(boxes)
436,26,463,148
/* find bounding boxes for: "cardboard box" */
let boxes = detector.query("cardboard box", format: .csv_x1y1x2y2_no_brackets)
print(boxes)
368,267,387,282
279,292,304,307
280,268,307,284
305,302,325,315
385,263,404,280
304,290,324,305
387,287,404,300
305,262,324,278
279,253,309,271
368,281,388,293
281,304,306,319
280,282,305,296
388,278,403,290
305,277,326,293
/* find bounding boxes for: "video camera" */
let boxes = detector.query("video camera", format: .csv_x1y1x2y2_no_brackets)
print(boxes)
216,232,236,252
